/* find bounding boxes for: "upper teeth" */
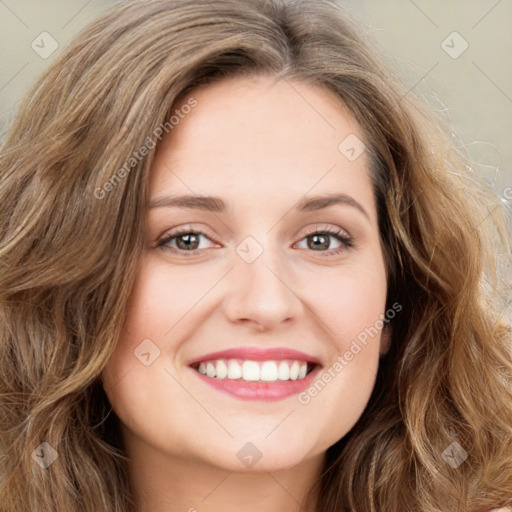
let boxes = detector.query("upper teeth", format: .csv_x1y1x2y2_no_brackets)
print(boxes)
196,359,310,382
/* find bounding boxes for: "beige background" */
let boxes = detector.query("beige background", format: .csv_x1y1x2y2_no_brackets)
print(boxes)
0,0,511,223
342,0,512,213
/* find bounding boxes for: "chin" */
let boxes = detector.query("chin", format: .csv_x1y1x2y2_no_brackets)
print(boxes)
197,437,320,474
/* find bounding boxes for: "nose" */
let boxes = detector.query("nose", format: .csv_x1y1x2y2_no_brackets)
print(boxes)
222,242,303,332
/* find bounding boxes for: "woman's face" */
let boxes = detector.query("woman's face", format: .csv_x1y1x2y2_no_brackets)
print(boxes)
101,74,390,473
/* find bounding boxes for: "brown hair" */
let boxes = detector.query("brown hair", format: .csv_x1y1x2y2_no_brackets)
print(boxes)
0,0,511,510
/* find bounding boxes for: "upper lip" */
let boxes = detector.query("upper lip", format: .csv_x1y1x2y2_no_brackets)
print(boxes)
187,347,322,366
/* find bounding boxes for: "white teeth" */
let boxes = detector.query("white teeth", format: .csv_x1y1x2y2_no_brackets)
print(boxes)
227,359,242,379
289,361,300,380
261,361,278,382
206,362,216,378
242,360,260,381
278,361,290,380
216,360,228,379
195,358,313,382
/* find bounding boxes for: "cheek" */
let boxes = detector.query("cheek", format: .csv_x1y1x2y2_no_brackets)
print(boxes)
299,255,387,442
297,290,385,449
307,255,387,345
121,256,220,340
108,257,191,364
101,262,169,406
100,257,208,423
301,359,378,452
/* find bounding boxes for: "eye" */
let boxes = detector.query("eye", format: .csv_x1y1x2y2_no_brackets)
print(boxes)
295,225,353,256
156,225,354,256
156,229,217,253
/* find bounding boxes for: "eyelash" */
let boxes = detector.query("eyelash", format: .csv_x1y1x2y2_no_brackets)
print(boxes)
156,226,354,257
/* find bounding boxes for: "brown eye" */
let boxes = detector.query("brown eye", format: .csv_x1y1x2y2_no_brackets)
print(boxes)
296,227,354,256
306,233,332,250
157,230,215,253
174,233,201,251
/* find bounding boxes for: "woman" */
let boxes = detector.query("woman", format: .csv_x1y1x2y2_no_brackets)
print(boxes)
0,0,510,511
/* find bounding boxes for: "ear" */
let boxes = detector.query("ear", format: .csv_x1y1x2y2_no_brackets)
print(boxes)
379,324,392,355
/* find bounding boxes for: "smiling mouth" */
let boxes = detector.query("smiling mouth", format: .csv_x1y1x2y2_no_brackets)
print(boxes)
190,359,317,382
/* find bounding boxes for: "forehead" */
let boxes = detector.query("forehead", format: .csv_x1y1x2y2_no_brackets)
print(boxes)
148,74,376,222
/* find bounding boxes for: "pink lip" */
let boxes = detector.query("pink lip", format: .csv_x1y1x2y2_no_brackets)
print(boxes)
187,346,322,401
191,364,322,401
187,346,321,366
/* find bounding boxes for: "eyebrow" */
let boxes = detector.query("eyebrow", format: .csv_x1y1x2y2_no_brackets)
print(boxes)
148,192,370,220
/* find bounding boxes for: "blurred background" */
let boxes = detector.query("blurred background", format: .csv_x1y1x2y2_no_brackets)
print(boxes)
0,0,511,233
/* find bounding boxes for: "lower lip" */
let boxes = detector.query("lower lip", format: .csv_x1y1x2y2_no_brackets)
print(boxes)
191,365,321,401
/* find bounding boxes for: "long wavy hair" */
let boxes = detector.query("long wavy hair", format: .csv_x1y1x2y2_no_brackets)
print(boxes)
0,0,511,511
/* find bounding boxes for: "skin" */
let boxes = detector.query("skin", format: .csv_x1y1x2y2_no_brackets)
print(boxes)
101,74,391,512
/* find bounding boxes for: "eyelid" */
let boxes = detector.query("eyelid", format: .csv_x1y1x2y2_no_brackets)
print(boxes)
300,224,351,239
